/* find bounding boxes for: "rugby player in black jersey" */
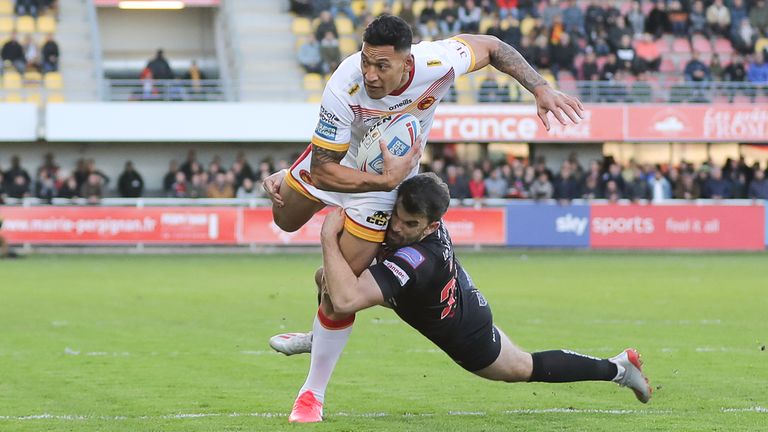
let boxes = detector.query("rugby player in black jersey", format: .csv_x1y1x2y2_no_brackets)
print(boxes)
275,173,651,422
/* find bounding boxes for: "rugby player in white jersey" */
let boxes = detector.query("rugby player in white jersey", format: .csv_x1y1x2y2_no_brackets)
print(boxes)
263,15,584,422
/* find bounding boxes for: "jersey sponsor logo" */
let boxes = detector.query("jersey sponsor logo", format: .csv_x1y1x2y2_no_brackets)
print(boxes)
383,260,410,286
388,98,413,111
418,96,437,110
347,83,360,96
315,120,338,141
299,169,314,186
474,289,488,307
366,211,390,227
427,59,442,67
319,105,341,125
394,246,425,269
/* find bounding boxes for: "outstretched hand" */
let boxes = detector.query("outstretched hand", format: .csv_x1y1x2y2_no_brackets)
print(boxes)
380,134,423,190
321,207,346,241
533,86,585,131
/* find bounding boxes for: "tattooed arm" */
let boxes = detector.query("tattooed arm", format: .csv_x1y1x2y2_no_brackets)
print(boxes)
310,139,422,193
452,34,584,130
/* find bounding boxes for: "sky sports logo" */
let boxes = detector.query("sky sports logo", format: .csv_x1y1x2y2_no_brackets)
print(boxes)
555,213,588,236
555,214,656,236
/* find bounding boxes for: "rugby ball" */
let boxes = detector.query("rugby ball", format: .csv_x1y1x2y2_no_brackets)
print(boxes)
357,113,421,174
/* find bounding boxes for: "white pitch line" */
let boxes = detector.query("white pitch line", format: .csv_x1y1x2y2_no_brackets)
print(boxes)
721,407,768,413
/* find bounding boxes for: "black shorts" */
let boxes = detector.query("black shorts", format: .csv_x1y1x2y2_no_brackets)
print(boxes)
436,288,502,372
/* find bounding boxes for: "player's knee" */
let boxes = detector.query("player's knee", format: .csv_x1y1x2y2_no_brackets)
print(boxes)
272,208,302,232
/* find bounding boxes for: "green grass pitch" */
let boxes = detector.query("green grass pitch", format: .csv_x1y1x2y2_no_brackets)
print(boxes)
1,251,766,431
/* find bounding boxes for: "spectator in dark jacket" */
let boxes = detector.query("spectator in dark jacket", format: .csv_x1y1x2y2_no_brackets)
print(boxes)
118,161,145,198
445,164,470,199
703,166,732,199
41,33,59,73
147,49,173,79
314,10,338,41
1,32,26,73
748,169,768,199
645,0,670,39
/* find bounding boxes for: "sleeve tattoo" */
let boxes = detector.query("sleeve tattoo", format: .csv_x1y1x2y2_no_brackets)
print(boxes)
490,41,547,94
311,144,346,167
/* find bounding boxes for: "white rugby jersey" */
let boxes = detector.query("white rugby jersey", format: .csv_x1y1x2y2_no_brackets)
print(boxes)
311,37,476,168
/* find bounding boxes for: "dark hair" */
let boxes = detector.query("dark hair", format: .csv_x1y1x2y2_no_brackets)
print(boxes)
363,15,412,52
397,173,450,223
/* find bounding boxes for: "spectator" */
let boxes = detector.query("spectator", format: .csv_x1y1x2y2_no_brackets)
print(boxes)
529,172,554,201
311,0,331,16
634,33,661,72
750,0,768,33
118,161,144,198
314,10,338,41
723,53,747,102
183,60,206,98
468,167,486,200
2,32,26,73
7,174,30,199
625,168,650,202
40,33,59,73
746,51,768,102
702,166,732,199
729,0,748,36
496,0,518,20
188,173,207,198
646,0,670,39
484,167,508,198
626,1,645,37
607,16,632,52
531,35,552,70
163,160,178,193
236,177,260,199
445,164,470,199
709,52,724,81
57,175,79,199
85,159,110,187
169,171,189,198
675,172,700,200
330,0,357,25
615,34,637,73
585,0,607,42
398,0,418,30
207,172,235,198
319,31,342,72
458,0,482,33
581,169,600,199
3,156,31,190
667,0,688,37
684,51,712,102
706,0,730,38
731,18,757,55
289,0,312,16
35,170,56,202
179,150,198,180
688,0,709,39
562,0,584,37
80,173,103,204
550,32,579,78
22,34,39,72
541,0,561,30
517,0,537,20
37,152,59,185
579,49,600,101
147,49,173,80
419,0,440,40
553,161,581,202
748,168,768,199
439,0,461,36
15,0,38,17
139,67,155,100
600,162,625,196
298,34,324,74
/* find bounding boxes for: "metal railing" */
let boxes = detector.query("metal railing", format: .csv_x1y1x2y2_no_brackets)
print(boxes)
104,79,227,102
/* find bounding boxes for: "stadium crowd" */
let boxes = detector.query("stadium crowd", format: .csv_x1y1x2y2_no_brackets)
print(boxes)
2,0,60,75
292,0,768,102
1,151,767,203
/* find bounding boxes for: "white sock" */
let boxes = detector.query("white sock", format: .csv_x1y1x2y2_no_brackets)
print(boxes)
298,308,354,404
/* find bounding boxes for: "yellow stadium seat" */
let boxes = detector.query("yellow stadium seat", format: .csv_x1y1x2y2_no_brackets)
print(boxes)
25,92,42,106
479,17,495,34
413,0,426,17
16,16,35,34
351,0,366,15
391,1,402,15
455,74,471,92
23,70,41,88
336,16,354,35
0,0,12,15
37,15,56,34
0,16,13,34
5,92,22,103
3,71,21,89
292,17,312,35
303,73,323,91
44,71,63,89
520,17,537,36
433,0,446,13
457,93,475,104
306,93,322,103
340,37,358,56
46,92,65,103
371,0,386,15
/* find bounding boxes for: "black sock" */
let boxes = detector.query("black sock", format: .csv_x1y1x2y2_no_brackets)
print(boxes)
529,350,618,383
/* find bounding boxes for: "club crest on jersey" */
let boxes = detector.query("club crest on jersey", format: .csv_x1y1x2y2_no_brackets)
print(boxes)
383,260,410,286
394,247,425,269
347,83,360,96
366,211,390,227
427,59,442,67
418,96,436,110
299,170,314,185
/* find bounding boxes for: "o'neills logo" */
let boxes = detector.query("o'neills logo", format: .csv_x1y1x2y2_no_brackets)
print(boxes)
418,96,436,110
388,99,412,110
299,169,314,186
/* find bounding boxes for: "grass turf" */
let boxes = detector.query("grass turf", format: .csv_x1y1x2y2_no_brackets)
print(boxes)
0,252,766,431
